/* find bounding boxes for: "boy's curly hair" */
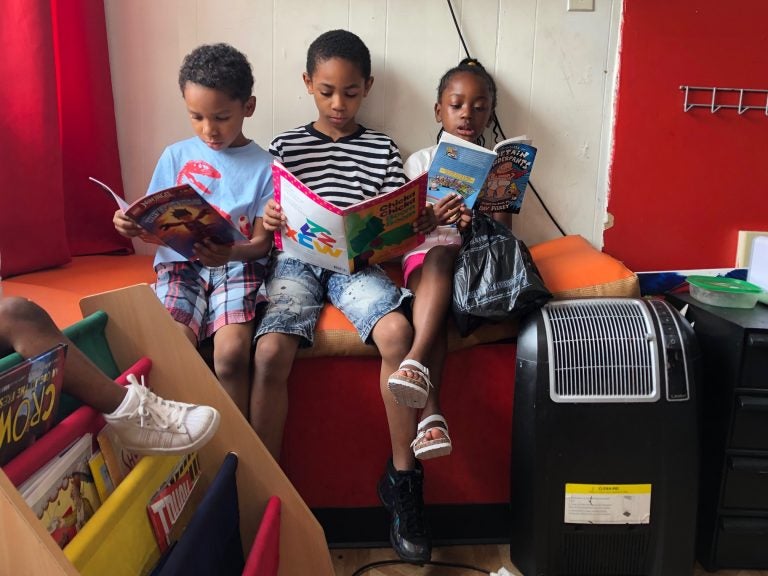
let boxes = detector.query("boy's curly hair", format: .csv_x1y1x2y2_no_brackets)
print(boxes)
306,29,371,80
178,43,253,103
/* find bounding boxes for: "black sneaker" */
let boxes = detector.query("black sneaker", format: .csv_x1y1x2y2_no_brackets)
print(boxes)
377,458,432,564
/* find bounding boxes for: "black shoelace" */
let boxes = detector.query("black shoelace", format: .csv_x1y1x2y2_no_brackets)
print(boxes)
395,475,428,536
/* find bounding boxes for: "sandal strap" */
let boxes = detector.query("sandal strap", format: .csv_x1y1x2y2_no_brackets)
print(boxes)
417,413,449,433
411,425,451,449
398,359,430,380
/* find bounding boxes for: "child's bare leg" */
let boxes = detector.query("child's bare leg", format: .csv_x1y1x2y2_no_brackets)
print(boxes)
211,321,254,417
394,245,458,445
173,320,198,347
0,297,125,413
251,332,300,460
372,310,417,470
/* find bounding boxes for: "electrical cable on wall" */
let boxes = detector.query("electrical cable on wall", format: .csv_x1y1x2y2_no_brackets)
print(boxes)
445,0,567,237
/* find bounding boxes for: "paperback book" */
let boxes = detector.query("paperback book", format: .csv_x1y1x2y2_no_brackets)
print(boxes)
0,344,67,466
272,161,427,274
20,433,101,548
90,177,249,260
146,452,202,552
427,132,537,213
96,423,142,486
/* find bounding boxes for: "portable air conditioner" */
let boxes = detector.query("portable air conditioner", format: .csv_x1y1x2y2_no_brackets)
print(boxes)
510,298,699,576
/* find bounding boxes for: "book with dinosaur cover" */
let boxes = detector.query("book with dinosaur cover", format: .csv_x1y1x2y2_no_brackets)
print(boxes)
90,177,249,260
427,132,537,213
0,343,67,466
272,161,427,275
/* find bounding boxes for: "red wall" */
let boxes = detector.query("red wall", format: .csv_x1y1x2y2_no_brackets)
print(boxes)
604,0,768,272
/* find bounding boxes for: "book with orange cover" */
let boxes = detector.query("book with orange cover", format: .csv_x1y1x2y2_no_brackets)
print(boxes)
90,177,248,260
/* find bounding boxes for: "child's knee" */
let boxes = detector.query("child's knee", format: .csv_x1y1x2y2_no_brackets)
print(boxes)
212,335,251,378
424,245,458,273
373,313,413,359
253,334,298,380
0,297,52,328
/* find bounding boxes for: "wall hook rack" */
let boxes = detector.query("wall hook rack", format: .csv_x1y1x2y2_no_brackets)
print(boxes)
680,85,768,115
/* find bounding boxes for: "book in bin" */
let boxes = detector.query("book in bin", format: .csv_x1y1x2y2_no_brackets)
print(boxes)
18,433,101,548
427,131,537,214
90,177,249,260
0,343,67,466
272,161,428,275
146,451,202,552
96,422,141,486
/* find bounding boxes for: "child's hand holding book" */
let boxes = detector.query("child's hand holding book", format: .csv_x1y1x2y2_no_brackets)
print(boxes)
262,198,286,233
112,210,163,245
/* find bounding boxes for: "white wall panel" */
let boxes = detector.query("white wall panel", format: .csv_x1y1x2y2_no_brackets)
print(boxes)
104,0,621,252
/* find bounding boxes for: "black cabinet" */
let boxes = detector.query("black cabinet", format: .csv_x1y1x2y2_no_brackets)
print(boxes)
667,293,768,571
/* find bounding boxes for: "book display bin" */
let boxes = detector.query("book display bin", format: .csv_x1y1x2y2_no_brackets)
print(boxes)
0,284,334,576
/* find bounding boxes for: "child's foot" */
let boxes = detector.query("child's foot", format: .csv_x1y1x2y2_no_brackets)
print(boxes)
387,359,431,409
104,374,220,455
377,458,431,564
411,413,452,460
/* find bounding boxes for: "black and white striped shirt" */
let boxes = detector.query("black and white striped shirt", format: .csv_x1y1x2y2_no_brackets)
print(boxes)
269,123,406,208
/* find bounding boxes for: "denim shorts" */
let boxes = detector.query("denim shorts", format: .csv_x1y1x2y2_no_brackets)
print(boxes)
255,252,411,346
154,260,267,342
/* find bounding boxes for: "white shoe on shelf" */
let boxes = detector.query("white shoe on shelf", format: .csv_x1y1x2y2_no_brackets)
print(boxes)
104,374,220,455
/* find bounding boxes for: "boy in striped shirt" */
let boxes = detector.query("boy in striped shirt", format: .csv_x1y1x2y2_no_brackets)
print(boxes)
252,29,435,564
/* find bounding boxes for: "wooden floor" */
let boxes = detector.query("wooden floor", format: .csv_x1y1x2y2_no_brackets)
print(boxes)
331,545,768,576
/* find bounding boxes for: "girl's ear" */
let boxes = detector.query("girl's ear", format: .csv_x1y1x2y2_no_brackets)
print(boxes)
434,102,442,123
302,72,313,93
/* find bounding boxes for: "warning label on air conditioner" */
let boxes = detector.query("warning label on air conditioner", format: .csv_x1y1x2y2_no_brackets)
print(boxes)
564,483,651,525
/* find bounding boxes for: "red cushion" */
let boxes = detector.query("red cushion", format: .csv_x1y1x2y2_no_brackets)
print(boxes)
281,345,515,507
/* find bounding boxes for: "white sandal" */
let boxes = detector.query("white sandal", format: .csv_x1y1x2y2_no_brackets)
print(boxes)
411,414,452,460
387,359,432,408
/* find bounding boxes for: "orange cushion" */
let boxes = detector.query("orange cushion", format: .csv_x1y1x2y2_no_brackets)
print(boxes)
529,235,639,299
296,262,518,359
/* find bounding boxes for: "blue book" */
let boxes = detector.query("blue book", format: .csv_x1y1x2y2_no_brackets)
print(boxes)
427,132,537,213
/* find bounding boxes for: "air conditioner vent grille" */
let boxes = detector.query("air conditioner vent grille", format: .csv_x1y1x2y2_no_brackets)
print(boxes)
543,300,659,403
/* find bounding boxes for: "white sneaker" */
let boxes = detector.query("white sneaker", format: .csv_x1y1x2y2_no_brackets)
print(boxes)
104,374,221,455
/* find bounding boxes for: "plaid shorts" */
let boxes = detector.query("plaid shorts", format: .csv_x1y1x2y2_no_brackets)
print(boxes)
154,259,267,342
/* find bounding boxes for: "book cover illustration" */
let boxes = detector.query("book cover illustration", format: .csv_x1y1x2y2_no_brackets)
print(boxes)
475,139,537,214
96,423,142,487
426,131,496,210
272,161,427,275
0,343,67,466
88,449,115,502
146,452,202,552
90,177,249,260
21,433,101,548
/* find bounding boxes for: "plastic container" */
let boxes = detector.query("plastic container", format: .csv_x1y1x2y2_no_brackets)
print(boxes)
686,275,764,309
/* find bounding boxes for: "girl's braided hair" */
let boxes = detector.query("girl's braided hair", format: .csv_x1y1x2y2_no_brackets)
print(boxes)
435,58,503,146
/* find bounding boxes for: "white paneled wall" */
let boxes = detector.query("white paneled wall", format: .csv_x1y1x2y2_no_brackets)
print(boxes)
104,0,621,252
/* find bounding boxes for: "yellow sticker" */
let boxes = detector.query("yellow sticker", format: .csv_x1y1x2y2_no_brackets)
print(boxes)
564,483,652,524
